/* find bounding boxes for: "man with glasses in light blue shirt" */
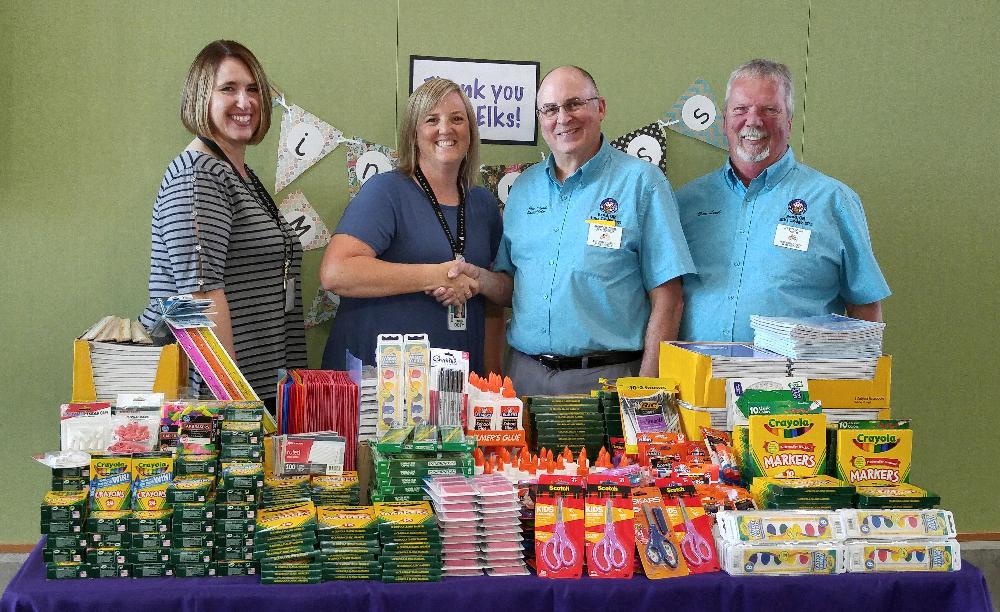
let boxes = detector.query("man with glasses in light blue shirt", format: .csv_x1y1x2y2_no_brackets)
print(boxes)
446,65,694,395
677,59,890,342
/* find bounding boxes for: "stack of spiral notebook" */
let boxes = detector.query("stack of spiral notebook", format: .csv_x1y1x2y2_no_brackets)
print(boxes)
750,314,885,379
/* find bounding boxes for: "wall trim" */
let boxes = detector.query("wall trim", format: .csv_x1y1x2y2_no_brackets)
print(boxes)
958,532,1000,542
0,544,35,553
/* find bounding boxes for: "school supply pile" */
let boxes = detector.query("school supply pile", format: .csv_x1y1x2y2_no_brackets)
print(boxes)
375,501,442,582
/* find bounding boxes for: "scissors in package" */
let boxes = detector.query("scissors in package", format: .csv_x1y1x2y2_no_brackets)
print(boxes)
678,498,713,567
542,496,578,571
643,504,678,568
591,499,627,573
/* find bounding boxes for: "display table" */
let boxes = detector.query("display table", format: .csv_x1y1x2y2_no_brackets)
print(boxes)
2,539,993,612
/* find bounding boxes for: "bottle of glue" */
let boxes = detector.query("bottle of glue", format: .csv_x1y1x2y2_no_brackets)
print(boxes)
498,376,523,431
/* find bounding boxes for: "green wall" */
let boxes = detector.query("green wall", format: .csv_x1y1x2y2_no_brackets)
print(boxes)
1,1,996,542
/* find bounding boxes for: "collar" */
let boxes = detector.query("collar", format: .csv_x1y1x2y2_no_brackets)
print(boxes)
545,135,611,184
723,146,796,193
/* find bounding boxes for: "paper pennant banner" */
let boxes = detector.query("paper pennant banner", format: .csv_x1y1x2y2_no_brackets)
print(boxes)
610,122,668,176
479,162,537,214
662,78,729,151
275,104,344,193
304,286,341,330
278,190,330,251
346,138,398,199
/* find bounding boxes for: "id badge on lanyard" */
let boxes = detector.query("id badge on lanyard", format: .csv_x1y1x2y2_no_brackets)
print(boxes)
415,167,468,332
447,255,467,331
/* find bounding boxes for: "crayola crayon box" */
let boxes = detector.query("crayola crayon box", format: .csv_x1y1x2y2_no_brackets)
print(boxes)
833,421,912,486
746,413,826,480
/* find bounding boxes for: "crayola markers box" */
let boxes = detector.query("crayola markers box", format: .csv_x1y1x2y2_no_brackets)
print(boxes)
747,413,827,480
834,420,912,486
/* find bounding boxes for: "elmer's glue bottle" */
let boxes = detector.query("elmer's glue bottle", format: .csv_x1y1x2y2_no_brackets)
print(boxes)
499,376,523,431
471,374,498,431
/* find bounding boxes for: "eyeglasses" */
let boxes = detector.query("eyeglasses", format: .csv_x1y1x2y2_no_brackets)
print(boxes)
536,97,600,118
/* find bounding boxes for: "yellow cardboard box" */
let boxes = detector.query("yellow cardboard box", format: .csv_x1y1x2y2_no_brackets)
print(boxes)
72,339,187,402
659,342,891,409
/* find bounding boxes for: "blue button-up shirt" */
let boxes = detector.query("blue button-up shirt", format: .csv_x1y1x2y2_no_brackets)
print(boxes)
494,138,695,356
676,148,891,342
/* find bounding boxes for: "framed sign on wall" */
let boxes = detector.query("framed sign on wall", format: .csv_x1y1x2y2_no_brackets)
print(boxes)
410,55,539,145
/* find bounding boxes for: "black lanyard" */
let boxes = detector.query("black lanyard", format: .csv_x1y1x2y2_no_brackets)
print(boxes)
414,166,466,259
198,136,293,279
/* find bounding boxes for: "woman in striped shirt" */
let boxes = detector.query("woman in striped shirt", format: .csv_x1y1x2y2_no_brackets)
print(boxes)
140,40,306,405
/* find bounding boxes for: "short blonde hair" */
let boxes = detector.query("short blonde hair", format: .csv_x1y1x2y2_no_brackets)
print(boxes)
180,40,273,145
398,78,480,189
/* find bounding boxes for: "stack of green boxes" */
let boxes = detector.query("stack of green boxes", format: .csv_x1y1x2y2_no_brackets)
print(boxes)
130,452,176,576
598,389,623,447
256,500,321,584
527,395,606,459
86,454,135,578
213,403,264,575
375,501,441,582
41,465,91,579
317,505,381,580
370,448,474,502
370,429,474,503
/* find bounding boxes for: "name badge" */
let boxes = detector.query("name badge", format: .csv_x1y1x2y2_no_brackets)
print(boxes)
448,303,467,331
586,221,622,250
773,224,811,252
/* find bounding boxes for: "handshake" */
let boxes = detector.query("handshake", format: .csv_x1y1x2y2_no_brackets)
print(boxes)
427,259,481,306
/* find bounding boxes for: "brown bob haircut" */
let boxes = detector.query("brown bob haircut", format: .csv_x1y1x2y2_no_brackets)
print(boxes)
398,78,481,190
180,40,273,145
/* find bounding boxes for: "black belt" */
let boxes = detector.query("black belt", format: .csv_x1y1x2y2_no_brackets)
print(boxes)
528,351,643,371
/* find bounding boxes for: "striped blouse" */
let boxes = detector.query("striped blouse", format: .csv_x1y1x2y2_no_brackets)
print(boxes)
139,150,306,400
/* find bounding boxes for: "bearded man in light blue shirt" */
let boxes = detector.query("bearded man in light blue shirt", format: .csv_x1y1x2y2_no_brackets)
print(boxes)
677,59,890,342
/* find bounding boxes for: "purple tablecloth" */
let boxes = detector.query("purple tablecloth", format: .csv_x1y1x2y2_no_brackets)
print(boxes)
2,539,993,612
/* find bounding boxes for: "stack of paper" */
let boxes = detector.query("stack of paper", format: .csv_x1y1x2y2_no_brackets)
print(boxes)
671,342,789,378
789,358,881,380
82,314,165,403
750,314,884,360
